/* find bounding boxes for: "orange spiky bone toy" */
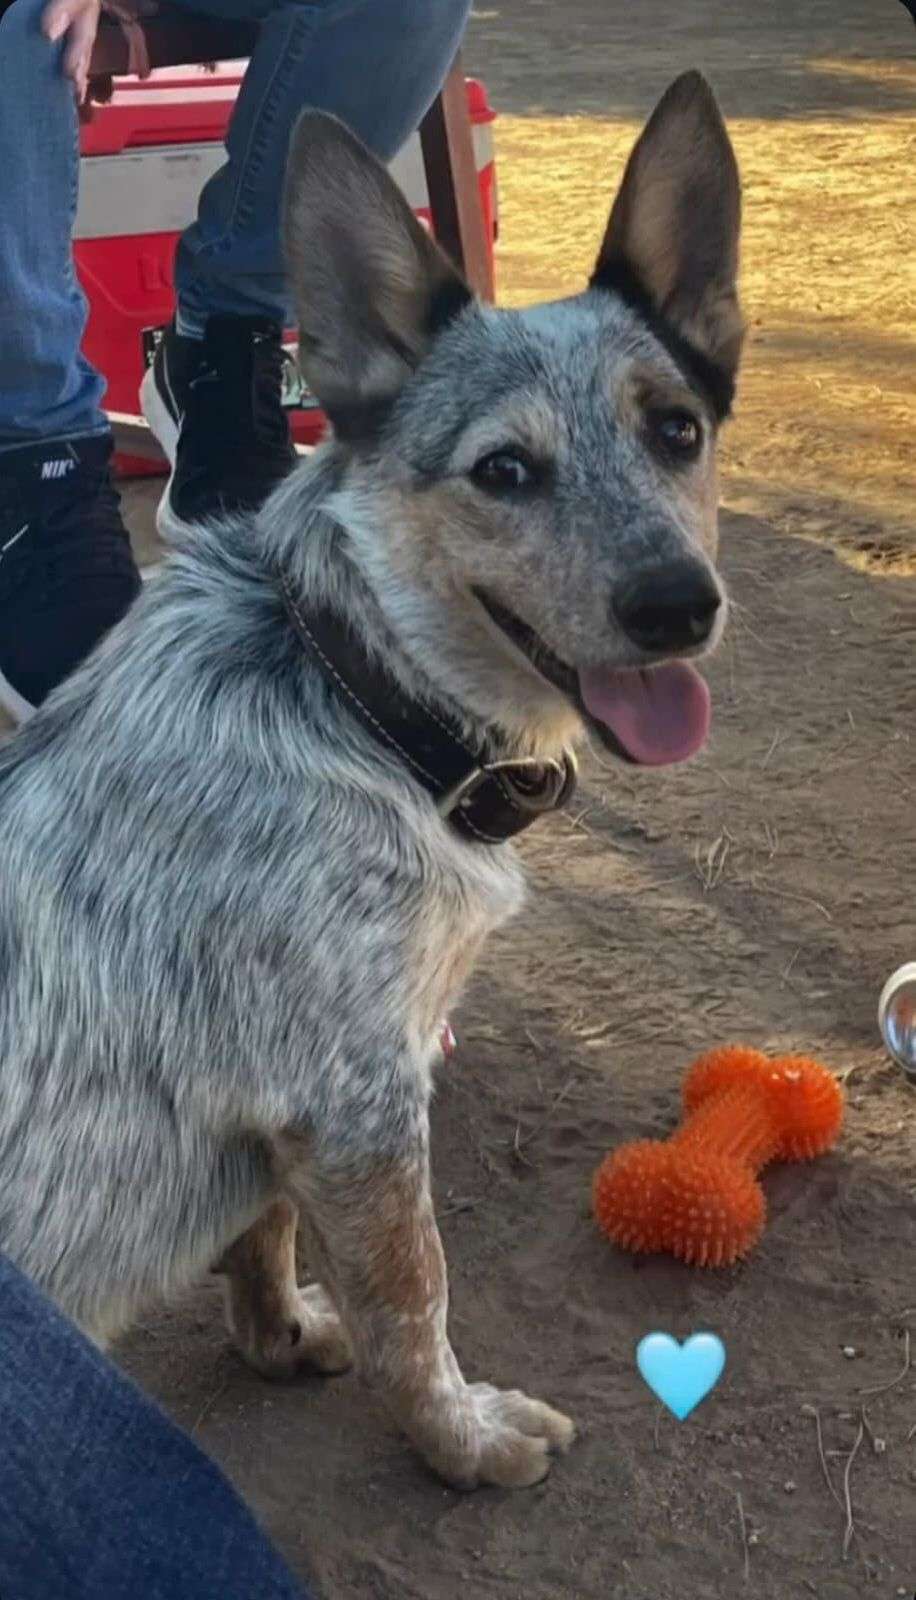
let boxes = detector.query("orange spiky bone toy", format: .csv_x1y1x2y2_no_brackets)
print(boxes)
593,1046,844,1267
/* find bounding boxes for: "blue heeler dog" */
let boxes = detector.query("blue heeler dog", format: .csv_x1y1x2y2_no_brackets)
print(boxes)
0,71,743,1489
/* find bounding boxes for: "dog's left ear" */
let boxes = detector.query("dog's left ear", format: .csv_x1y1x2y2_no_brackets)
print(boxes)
592,72,744,410
283,111,472,441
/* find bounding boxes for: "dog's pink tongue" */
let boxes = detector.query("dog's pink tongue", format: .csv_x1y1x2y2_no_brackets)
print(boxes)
578,661,710,765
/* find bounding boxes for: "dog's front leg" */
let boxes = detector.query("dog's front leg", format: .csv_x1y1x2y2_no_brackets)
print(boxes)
214,1199,353,1379
288,1131,574,1489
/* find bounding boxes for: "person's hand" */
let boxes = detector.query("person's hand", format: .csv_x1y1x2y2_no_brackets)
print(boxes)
42,0,102,104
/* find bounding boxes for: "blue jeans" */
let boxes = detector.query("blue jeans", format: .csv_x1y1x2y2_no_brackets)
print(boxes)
0,1253,309,1599
0,0,470,446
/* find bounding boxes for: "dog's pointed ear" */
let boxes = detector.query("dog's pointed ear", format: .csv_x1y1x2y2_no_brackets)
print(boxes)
283,111,473,441
591,72,743,411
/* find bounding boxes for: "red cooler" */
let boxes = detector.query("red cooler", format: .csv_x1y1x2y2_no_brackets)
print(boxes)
74,66,498,476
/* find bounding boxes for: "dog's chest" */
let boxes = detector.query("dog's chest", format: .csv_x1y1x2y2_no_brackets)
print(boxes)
407,845,524,1046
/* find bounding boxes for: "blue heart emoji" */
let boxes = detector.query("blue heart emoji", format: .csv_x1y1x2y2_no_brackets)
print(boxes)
636,1331,726,1420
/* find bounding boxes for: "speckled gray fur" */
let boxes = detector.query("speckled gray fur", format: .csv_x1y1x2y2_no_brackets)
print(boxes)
0,75,742,1483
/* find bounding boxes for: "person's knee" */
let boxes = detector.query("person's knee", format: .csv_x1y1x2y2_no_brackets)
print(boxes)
432,0,472,25
406,0,471,71
398,0,471,42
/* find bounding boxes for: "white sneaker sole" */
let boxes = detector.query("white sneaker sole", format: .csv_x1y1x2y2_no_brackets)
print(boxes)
140,361,310,543
139,364,200,546
0,667,36,725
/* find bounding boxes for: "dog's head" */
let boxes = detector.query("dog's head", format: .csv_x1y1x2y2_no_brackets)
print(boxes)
283,72,743,765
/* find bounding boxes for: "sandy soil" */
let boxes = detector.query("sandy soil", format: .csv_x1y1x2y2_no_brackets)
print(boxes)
7,2,916,1596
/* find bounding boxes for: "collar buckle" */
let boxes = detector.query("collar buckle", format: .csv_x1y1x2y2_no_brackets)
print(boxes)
437,765,486,821
438,751,578,829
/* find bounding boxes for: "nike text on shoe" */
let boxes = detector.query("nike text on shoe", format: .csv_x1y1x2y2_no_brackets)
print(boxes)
0,435,141,722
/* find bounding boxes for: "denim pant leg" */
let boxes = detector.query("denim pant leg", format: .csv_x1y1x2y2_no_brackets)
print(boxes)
172,0,472,333
0,0,108,447
0,1254,309,1600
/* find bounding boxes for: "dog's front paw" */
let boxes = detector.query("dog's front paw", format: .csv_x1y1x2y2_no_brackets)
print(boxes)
424,1381,575,1490
231,1282,353,1379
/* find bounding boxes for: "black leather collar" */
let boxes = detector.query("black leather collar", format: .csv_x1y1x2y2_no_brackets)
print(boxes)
278,576,577,845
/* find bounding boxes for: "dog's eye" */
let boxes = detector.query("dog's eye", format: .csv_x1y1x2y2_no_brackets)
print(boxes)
470,450,537,495
651,410,703,461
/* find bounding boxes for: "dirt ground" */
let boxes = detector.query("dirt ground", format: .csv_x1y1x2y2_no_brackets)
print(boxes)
13,1,916,1596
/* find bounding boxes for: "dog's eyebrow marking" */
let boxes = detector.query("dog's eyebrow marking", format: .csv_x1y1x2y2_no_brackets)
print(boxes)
408,386,562,490
590,259,735,419
620,362,712,426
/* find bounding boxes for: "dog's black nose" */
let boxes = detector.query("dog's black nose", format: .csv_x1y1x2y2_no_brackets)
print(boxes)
612,562,722,653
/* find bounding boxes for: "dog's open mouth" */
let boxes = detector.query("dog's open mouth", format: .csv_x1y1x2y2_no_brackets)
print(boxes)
474,591,711,767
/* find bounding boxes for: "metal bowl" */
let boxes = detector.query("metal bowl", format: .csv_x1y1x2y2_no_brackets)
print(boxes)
878,962,916,1083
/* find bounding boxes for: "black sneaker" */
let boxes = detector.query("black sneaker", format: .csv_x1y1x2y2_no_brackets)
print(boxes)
0,434,142,722
140,316,297,542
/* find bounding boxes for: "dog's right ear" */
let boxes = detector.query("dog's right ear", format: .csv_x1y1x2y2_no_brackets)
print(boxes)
283,112,473,441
